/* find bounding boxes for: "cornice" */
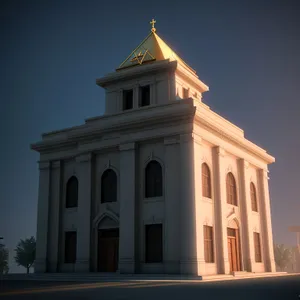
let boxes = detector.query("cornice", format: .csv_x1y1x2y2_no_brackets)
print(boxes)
195,115,275,164
51,160,61,169
31,101,195,153
96,60,177,88
38,161,50,170
76,153,93,163
119,142,135,151
164,136,179,145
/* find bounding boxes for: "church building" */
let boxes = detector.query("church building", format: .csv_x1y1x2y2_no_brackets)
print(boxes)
31,20,276,275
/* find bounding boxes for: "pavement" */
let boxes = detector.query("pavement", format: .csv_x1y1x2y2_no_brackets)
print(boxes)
0,274,299,300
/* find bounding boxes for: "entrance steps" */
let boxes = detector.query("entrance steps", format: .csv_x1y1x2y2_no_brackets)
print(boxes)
2,272,292,282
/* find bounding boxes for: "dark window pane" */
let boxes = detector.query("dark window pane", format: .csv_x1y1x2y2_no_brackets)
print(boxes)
254,232,262,262
145,160,163,198
202,163,211,198
101,169,117,203
183,87,189,98
123,90,133,110
140,85,150,107
203,225,214,263
226,173,237,206
251,183,258,212
66,176,78,208
65,231,77,263
145,224,163,263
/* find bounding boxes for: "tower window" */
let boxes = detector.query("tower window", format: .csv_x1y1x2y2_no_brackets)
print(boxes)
139,85,150,107
123,89,133,110
183,87,189,99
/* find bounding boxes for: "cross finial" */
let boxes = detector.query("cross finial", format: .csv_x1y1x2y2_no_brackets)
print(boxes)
150,18,156,32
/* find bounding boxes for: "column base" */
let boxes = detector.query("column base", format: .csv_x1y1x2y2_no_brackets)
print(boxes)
119,259,135,274
180,259,198,275
266,258,276,272
224,259,231,274
245,258,255,272
163,261,180,274
34,258,47,273
75,259,90,272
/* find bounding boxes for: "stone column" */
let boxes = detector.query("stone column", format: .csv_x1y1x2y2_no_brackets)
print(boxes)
179,133,197,275
134,84,139,108
258,169,276,272
194,139,206,275
119,142,136,273
239,159,255,272
47,161,62,272
35,161,51,273
164,137,180,273
75,153,93,272
214,147,230,274
150,80,156,105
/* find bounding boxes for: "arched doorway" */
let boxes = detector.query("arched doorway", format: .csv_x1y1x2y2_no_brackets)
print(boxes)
97,216,119,272
227,219,242,272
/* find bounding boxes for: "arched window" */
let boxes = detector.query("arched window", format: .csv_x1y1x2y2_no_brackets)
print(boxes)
101,169,117,203
66,176,78,208
250,182,258,212
202,163,212,198
145,160,163,198
226,172,237,206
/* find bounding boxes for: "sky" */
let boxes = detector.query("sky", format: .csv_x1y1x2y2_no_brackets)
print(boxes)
0,0,299,273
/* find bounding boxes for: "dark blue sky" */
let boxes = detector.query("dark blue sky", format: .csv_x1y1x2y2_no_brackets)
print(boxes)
1,0,299,272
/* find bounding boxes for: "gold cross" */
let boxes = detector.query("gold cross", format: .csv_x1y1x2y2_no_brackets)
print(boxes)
150,18,156,32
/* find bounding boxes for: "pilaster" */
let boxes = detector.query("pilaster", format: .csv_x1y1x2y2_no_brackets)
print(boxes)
164,137,180,273
134,83,139,108
258,169,276,272
119,142,136,273
75,153,93,272
47,160,62,272
239,159,255,272
194,137,206,275
179,133,198,275
214,147,230,274
35,161,51,273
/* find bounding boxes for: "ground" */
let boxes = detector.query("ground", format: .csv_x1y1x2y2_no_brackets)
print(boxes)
0,275,299,300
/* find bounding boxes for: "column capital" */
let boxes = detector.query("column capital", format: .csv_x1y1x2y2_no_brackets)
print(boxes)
51,160,61,170
215,146,225,157
76,153,93,163
240,159,249,169
260,168,269,180
119,142,135,151
164,136,178,145
180,133,194,143
38,161,50,170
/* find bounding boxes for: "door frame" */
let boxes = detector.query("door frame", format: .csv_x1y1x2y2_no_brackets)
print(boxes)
97,228,119,272
227,227,242,272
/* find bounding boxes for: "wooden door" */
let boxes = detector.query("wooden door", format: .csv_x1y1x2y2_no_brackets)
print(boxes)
98,229,119,272
227,228,241,272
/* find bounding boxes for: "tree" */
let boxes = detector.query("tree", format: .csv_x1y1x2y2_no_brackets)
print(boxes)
14,236,36,274
0,243,9,274
274,243,292,271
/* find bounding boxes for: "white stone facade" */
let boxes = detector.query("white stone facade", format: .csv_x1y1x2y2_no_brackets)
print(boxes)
31,29,276,275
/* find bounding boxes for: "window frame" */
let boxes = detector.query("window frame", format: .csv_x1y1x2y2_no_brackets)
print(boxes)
253,232,262,262
250,182,258,212
226,172,237,206
123,89,133,110
64,231,77,264
145,224,163,263
66,176,78,208
202,163,212,198
203,225,214,263
145,160,163,198
101,169,118,204
139,85,150,107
